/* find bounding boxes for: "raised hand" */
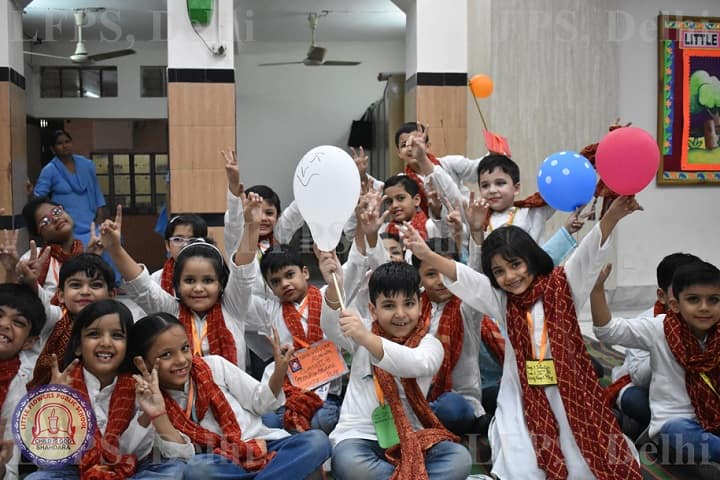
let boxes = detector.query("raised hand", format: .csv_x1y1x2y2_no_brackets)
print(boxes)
564,207,591,234
400,221,432,260
15,240,50,288
99,205,123,251
350,146,369,190
594,263,613,291
243,191,264,225
0,212,20,274
222,148,244,198
85,221,104,256
425,178,443,219
133,357,167,421
50,354,80,387
463,191,490,234
358,190,388,238
271,326,295,375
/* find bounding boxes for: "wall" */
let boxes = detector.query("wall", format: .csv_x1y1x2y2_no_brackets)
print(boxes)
615,0,720,289
235,40,405,204
24,40,167,119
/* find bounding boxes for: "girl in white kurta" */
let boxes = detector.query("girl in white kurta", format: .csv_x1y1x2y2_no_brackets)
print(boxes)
403,196,643,480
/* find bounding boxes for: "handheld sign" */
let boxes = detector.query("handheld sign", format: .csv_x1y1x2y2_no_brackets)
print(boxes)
286,340,349,392
13,385,96,468
293,145,361,251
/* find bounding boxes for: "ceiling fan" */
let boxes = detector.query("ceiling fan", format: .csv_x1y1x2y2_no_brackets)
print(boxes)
24,9,135,64
259,12,361,67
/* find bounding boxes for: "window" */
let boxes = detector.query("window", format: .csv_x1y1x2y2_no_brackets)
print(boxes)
40,67,118,98
93,153,168,214
141,66,167,97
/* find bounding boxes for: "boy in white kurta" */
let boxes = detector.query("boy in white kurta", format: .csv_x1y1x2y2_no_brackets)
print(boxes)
593,260,720,463
318,257,471,480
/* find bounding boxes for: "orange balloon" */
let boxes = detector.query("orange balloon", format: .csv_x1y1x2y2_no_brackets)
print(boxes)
469,74,494,98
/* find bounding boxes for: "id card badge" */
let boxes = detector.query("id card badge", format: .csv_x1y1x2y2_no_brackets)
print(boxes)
313,383,330,402
372,404,400,448
526,359,558,386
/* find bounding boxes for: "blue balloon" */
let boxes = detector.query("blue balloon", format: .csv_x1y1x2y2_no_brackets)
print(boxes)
536,151,597,212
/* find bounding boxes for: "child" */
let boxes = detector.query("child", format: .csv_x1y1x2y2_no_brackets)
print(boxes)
592,261,720,462
24,253,116,388
404,195,643,479
320,259,472,479
20,197,85,296
0,283,46,479
151,214,208,294
411,238,485,435
395,122,478,215
26,299,187,479
382,175,432,242
128,312,332,478
101,205,251,370
235,193,354,433
607,252,702,438
473,154,554,244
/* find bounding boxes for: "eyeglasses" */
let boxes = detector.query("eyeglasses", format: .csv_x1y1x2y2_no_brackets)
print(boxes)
38,206,64,230
168,236,200,246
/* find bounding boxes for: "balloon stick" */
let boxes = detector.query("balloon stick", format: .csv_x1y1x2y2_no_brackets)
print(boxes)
331,272,346,311
468,85,490,132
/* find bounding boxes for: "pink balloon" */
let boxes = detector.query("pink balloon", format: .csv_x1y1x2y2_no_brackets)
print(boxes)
596,127,660,195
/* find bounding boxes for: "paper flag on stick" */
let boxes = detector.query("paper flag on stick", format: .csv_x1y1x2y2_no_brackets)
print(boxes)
484,131,511,157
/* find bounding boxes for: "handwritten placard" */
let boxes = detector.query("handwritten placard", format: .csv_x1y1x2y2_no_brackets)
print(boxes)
287,340,348,391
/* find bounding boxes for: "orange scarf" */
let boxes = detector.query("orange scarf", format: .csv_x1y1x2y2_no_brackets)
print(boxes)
421,293,464,402
178,303,237,365
162,356,275,471
506,268,641,480
0,356,20,408
160,257,175,294
28,308,73,390
386,210,428,240
70,366,137,480
371,316,458,480
281,286,325,431
404,153,442,216
665,309,720,433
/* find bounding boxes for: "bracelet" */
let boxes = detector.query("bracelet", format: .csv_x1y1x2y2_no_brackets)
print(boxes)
324,294,341,307
148,411,167,423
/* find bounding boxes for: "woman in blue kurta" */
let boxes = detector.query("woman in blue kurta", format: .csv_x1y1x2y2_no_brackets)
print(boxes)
33,129,106,246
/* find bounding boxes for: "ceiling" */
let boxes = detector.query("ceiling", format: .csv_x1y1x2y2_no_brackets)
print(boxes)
21,0,406,45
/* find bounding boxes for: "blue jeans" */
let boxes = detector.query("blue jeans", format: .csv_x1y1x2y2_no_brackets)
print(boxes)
25,457,187,479
261,394,341,434
331,438,471,480
429,392,477,436
657,418,720,463
619,386,651,428
182,430,331,479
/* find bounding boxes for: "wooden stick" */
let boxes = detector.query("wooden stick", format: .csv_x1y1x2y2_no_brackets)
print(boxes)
331,272,346,311
468,84,490,131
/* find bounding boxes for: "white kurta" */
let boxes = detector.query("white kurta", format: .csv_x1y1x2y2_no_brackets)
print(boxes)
320,303,444,446
609,307,652,407
122,259,253,371
160,355,288,460
594,313,696,440
444,224,621,479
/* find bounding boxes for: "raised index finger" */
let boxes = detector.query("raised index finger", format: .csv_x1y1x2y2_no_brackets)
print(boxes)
114,204,123,227
134,356,152,379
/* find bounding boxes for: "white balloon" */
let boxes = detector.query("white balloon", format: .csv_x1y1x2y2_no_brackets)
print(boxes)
293,145,361,251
